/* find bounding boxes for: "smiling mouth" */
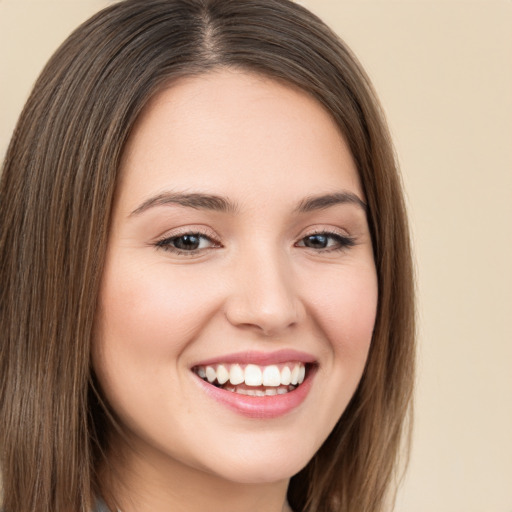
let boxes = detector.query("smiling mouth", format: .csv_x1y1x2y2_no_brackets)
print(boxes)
192,362,309,396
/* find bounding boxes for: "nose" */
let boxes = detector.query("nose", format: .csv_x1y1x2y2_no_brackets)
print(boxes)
224,248,305,337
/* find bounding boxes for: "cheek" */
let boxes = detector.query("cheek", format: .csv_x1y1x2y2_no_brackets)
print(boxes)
305,263,378,360
95,261,218,359
91,260,213,430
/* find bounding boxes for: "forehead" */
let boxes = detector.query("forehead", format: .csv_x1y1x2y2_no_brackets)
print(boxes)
117,69,362,211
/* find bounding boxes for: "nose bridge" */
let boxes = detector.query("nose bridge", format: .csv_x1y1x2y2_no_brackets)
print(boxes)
225,242,303,335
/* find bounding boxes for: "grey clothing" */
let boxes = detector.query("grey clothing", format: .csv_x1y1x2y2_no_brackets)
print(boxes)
94,498,112,512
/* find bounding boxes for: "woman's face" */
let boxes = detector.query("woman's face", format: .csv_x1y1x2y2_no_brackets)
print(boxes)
93,70,378,485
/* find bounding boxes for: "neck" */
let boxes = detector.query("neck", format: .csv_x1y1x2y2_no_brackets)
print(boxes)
100,436,293,512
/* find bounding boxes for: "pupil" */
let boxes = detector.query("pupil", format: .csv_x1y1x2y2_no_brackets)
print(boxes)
175,235,200,250
306,234,328,248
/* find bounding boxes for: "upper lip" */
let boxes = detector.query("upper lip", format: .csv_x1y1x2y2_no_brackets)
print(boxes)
191,349,316,368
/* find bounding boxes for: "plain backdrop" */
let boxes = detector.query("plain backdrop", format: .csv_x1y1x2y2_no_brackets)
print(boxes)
1,1,511,511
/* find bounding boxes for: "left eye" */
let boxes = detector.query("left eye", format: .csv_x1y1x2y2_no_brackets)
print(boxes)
156,233,216,252
296,232,355,250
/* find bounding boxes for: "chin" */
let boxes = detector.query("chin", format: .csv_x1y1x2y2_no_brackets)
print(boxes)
197,434,318,485
212,460,307,486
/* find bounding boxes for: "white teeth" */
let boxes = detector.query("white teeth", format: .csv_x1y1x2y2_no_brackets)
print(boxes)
290,365,300,385
280,366,291,385
262,365,281,386
265,388,278,396
298,365,306,384
244,364,262,386
216,364,229,385
229,364,245,385
205,366,216,383
237,388,266,396
195,362,308,389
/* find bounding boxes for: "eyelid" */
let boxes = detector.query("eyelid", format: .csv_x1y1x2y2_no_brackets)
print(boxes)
153,225,220,243
295,224,352,240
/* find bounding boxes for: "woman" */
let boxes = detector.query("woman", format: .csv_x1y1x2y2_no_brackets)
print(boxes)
0,1,415,511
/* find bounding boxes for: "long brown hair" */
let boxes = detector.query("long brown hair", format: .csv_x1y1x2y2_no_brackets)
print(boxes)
0,1,415,511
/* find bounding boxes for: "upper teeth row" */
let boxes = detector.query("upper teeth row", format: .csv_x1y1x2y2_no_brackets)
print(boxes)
196,363,306,387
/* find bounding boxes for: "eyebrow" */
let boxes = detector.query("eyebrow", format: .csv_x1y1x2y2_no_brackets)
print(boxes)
294,192,367,213
130,192,239,216
130,190,367,217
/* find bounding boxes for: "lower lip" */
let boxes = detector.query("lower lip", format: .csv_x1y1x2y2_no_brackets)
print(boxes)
193,367,316,419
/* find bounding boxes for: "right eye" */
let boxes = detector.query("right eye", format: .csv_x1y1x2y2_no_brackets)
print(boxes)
155,232,220,255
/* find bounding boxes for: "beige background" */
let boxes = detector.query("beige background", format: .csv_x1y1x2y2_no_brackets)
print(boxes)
1,1,511,511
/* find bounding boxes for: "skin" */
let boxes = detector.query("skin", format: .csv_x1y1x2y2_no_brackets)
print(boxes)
93,69,378,512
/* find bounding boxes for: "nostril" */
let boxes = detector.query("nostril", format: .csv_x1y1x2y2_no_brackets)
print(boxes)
223,300,302,337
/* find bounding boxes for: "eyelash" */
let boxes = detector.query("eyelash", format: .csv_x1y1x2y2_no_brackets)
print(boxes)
295,231,356,252
154,231,220,256
154,230,356,256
